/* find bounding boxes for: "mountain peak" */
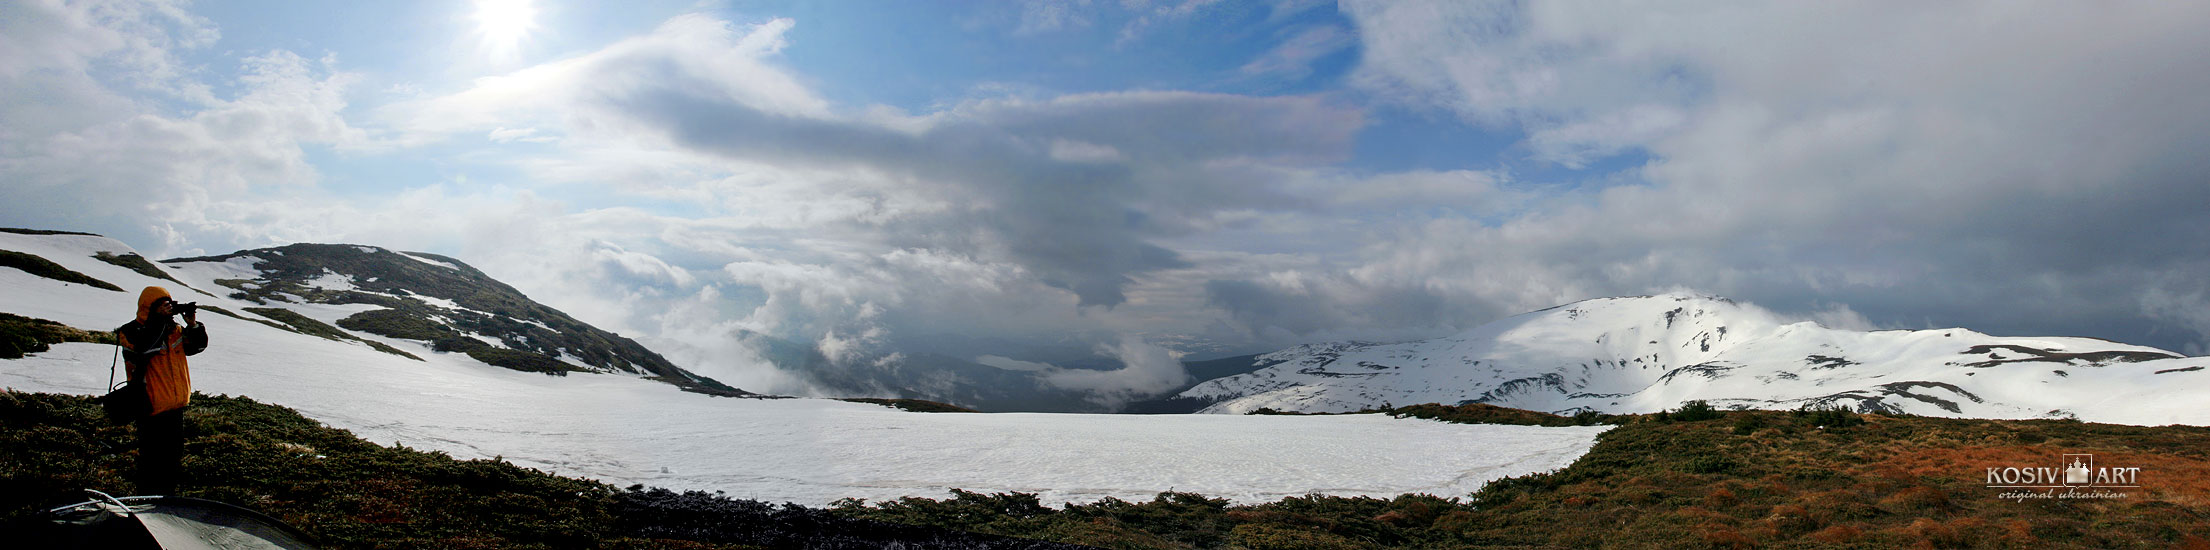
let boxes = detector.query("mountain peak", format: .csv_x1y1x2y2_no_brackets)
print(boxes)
147,241,749,396
1183,293,2204,425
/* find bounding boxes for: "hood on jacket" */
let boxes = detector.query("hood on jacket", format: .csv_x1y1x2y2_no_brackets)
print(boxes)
137,286,173,323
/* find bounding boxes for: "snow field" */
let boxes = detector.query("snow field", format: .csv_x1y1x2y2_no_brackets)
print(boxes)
2,337,1609,507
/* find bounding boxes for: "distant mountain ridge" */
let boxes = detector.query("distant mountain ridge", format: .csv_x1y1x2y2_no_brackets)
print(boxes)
1176,293,2210,425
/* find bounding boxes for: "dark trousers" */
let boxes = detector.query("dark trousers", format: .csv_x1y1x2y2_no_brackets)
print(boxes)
135,408,184,495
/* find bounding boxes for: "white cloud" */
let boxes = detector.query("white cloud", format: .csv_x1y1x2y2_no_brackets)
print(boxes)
1040,335,1190,407
1524,104,1685,169
487,126,551,142
1805,302,1878,332
1015,0,1095,34
378,15,825,145
1239,25,1355,81
3,45,365,250
0,0,218,100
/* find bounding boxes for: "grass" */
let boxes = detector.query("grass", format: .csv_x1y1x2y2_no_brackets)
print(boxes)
0,391,1088,549
465,348,589,375
245,307,423,361
0,313,116,359
1384,402,1629,427
0,249,123,292
92,251,191,289
430,336,588,375
337,308,456,341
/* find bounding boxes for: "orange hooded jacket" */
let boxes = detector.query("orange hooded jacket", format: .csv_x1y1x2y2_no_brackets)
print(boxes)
117,287,207,415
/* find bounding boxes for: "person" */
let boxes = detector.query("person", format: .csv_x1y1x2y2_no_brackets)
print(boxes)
115,286,207,495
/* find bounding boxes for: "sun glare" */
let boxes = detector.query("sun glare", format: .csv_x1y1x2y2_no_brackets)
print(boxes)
473,0,539,56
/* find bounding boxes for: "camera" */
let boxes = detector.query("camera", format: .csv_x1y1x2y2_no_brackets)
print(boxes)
173,302,198,316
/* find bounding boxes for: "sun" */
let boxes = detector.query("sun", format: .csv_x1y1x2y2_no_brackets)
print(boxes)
473,0,539,57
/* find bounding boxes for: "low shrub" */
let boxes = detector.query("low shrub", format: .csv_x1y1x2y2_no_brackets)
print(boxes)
93,251,187,286
0,250,122,291
838,398,979,413
463,348,585,376
1808,523,1862,544
336,309,453,341
245,307,420,361
1229,522,1365,550
1730,414,1767,435
0,313,115,359
1670,400,1723,422
1386,403,1625,426
1793,403,1865,428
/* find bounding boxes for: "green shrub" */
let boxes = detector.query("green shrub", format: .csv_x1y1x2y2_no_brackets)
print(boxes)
1730,414,1767,435
432,336,490,353
1670,400,1723,422
1794,403,1865,428
246,307,357,343
1681,455,1737,474
0,313,115,359
1386,403,1626,426
0,250,122,291
465,348,583,375
336,309,453,341
837,398,979,413
1229,522,1366,550
0,332,44,359
246,307,421,361
0,228,99,236
93,251,187,286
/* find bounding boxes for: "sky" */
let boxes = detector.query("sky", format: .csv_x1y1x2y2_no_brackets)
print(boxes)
6,0,2210,399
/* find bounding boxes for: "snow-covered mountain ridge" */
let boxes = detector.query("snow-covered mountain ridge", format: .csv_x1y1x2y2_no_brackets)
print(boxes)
1182,293,2210,425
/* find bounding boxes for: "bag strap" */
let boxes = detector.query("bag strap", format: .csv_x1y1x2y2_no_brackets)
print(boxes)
108,339,123,391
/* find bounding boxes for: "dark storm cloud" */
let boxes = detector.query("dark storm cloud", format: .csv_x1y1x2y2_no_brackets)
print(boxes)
601,83,1360,308
1190,1,2210,353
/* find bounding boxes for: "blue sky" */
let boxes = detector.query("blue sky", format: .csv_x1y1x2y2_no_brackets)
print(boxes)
7,1,2210,398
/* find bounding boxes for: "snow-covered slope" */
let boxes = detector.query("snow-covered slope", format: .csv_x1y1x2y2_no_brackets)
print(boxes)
0,230,1610,506
1182,294,2210,424
156,242,742,395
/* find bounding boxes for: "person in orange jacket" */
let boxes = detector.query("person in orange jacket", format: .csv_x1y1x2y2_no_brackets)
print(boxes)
115,286,208,495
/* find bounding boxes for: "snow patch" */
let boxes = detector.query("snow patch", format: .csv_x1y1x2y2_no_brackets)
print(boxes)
303,269,358,292
468,333,504,348
408,294,465,312
166,255,267,284
400,252,459,270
